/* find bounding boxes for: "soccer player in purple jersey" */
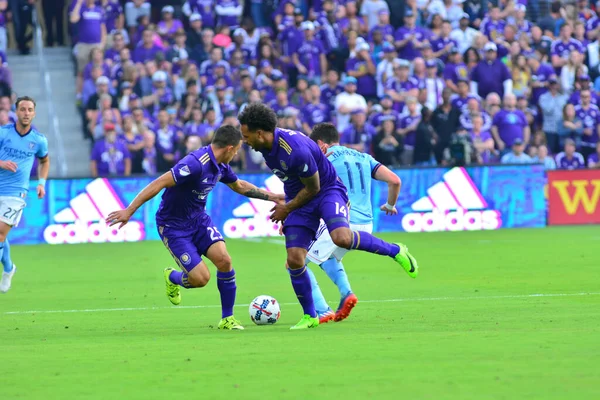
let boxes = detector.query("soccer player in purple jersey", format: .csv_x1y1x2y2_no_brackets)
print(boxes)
107,126,284,330
238,104,419,330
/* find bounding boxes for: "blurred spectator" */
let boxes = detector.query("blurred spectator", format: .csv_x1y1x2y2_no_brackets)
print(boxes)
157,6,183,43
125,0,151,34
215,0,243,30
42,0,66,47
555,139,585,170
341,109,374,153
491,93,530,153
140,129,157,174
432,87,460,164
534,145,557,170
451,13,478,55
335,76,367,132
500,139,533,164
469,114,495,164
398,97,421,165
539,77,568,153
90,123,131,177
413,107,436,166
71,0,107,98
445,128,476,167
423,59,444,111
470,42,512,100
574,89,600,161
587,142,600,168
373,119,402,166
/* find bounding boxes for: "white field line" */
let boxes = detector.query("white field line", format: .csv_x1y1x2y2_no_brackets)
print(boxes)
3,292,599,316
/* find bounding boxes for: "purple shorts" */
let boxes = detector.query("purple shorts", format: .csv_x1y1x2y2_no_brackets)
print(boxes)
157,214,224,272
283,188,350,250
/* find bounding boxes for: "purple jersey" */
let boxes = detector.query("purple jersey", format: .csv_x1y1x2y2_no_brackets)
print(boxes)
531,63,555,104
569,91,600,107
158,19,184,38
83,62,111,81
480,17,506,40
399,114,421,147
460,111,493,132
431,36,458,61
551,39,584,59
217,0,242,28
320,83,344,110
451,94,479,114
386,76,419,112
368,24,394,42
295,39,325,78
341,123,376,148
157,146,238,227
346,56,377,98
588,153,600,167
187,0,216,28
492,109,528,146
369,110,400,128
470,60,511,99
104,48,121,63
394,26,429,60
155,124,179,155
103,0,123,33
470,130,494,163
574,104,600,146
555,152,585,170
443,62,469,84
132,44,163,63
301,103,330,127
258,128,344,201
77,4,105,44
91,138,131,176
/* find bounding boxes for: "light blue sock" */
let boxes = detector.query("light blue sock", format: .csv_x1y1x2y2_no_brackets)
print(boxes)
306,265,330,313
321,258,352,297
0,240,12,273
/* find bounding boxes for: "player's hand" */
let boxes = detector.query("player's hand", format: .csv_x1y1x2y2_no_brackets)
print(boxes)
0,160,17,172
380,204,398,216
37,184,46,199
270,203,290,223
278,224,284,236
106,209,133,229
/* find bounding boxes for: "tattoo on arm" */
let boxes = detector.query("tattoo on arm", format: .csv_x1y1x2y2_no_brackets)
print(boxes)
243,188,271,201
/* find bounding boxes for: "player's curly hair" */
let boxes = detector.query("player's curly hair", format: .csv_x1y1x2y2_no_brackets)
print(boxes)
310,123,340,145
237,103,278,133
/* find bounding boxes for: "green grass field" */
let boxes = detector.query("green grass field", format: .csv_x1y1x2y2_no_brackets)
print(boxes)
1,226,600,400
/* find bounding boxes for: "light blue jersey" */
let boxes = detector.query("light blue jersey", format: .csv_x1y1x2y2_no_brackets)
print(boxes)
327,145,382,225
0,124,48,198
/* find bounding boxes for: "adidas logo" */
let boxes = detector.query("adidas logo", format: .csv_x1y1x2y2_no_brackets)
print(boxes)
222,175,284,239
401,167,502,232
43,178,145,244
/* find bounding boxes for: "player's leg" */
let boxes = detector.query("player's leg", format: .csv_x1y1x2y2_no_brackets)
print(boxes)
305,266,334,323
204,241,243,330
321,191,419,278
0,221,15,293
283,212,320,329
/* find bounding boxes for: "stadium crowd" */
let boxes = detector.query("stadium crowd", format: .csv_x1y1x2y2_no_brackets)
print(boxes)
60,0,600,176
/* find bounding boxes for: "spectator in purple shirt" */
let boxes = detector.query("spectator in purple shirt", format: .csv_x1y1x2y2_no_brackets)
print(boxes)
102,0,124,34
573,89,600,161
183,1,216,29
443,48,469,93
157,6,184,44
131,29,161,64
431,21,457,62
216,0,243,30
154,108,181,172
301,84,330,132
70,0,107,98
398,97,421,165
293,21,327,84
551,24,584,73
368,9,394,44
341,109,376,153
469,114,495,164
346,41,377,101
555,139,586,170
90,123,132,177
491,93,530,152
470,42,512,100
480,6,506,41
394,9,429,61
83,47,111,82
385,59,419,114
587,142,600,168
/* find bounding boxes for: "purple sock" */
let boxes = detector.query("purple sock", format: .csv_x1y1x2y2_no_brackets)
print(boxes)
169,270,192,288
217,269,237,318
288,266,317,318
350,231,400,258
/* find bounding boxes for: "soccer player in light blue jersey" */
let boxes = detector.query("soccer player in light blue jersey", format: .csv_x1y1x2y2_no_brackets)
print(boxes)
0,96,50,293
306,123,408,323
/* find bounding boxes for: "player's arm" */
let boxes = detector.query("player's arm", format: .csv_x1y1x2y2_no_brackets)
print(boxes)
373,164,401,216
270,172,321,223
107,172,176,228
226,179,285,203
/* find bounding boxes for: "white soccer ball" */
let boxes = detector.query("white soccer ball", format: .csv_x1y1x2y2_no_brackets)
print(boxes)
249,295,281,325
